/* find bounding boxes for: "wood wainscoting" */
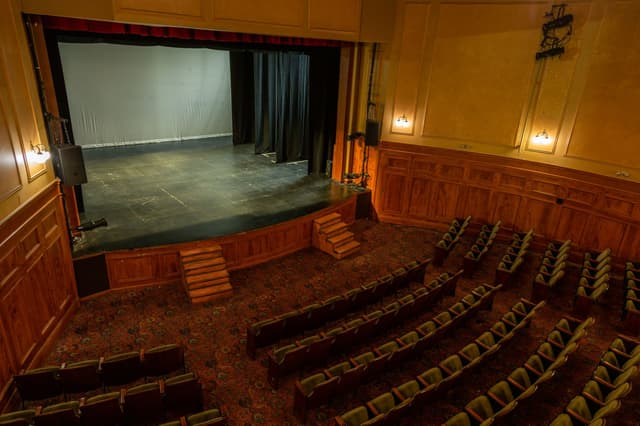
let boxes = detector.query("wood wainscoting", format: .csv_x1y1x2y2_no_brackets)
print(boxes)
0,180,78,409
373,142,640,261
94,194,357,291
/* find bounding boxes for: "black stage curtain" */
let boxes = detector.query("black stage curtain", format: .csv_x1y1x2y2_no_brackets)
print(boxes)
253,51,310,163
229,51,254,145
308,49,340,175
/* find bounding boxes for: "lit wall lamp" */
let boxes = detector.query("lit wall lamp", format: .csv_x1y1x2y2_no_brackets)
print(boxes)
395,114,410,128
29,142,51,164
532,129,552,146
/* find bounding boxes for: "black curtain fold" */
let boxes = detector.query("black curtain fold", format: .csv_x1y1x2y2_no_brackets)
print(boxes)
229,47,339,174
229,51,254,145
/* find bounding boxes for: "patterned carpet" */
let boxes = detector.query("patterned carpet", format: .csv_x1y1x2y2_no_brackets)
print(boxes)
42,219,639,425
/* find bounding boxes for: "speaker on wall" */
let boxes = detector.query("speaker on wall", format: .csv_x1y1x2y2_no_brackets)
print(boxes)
51,144,87,186
365,119,380,146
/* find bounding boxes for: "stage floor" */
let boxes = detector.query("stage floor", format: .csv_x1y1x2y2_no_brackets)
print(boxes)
73,137,355,256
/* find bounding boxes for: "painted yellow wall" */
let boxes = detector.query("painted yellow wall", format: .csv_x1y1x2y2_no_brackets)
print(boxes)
0,0,55,221
381,0,640,184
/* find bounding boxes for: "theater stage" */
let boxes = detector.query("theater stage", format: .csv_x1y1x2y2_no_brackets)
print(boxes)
72,137,356,257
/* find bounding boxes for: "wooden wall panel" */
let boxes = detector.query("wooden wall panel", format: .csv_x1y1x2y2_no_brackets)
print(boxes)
0,181,77,406
0,101,21,201
308,0,360,35
374,142,640,261
103,195,358,289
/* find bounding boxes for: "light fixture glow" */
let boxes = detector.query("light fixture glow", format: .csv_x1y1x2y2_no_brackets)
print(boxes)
395,114,410,128
29,143,50,164
532,129,552,146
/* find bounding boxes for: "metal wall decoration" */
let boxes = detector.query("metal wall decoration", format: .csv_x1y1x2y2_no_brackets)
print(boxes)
536,4,573,60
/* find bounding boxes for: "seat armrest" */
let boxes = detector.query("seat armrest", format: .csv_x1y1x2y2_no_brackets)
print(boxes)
120,388,126,404
391,387,406,401
465,407,486,424
366,401,381,416
524,363,543,377
581,391,604,407
506,377,526,392
487,391,507,407
567,408,592,425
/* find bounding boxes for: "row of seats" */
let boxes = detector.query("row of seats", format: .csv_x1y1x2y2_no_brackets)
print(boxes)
246,259,430,358
623,261,640,335
531,239,570,302
0,372,208,426
295,282,501,422
574,249,612,318
463,221,502,278
549,334,640,425
332,297,540,426
159,409,226,426
13,344,185,405
494,229,533,286
267,269,459,388
443,315,594,426
434,216,471,266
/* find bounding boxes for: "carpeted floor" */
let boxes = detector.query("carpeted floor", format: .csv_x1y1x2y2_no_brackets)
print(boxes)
42,220,639,425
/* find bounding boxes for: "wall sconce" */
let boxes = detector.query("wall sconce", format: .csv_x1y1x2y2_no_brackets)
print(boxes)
395,114,410,128
29,142,51,164
532,129,552,146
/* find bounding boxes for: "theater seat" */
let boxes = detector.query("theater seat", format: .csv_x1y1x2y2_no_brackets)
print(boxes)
549,413,604,426
123,382,163,425
101,351,142,389
0,409,36,426
35,401,80,426
13,366,62,406
393,380,420,401
582,380,631,405
164,372,203,417
59,359,101,397
609,335,640,358
366,392,396,416
143,344,185,378
79,391,124,426
418,367,444,388
186,408,224,425
335,406,370,426
592,365,638,390
566,396,620,424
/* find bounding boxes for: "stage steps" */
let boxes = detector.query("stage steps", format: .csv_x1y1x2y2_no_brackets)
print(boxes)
312,213,360,259
180,245,232,304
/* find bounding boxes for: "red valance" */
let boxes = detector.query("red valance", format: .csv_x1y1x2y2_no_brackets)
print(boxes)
40,16,344,47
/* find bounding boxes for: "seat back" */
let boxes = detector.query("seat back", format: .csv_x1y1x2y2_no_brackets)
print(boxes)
59,360,101,395
13,367,62,403
123,382,163,424
79,392,123,426
164,373,204,416
143,344,184,378
101,352,142,387
35,401,80,426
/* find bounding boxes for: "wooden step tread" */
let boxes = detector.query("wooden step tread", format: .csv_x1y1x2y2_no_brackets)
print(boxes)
180,246,222,257
334,240,361,254
183,263,227,276
188,282,232,298
314,213,341,225
185,269,229,284
182,252,225,263
191,291,233,304
327,231,353,245
320,222,347,235
188,277,230,290
183,258,226,271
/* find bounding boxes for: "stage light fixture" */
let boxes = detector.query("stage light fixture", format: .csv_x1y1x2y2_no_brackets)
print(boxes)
536,4,573,60
542,14,573,32
29,142,51,164
395,114,410,128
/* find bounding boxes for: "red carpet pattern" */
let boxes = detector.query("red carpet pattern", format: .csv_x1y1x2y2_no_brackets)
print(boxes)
42,220,639,425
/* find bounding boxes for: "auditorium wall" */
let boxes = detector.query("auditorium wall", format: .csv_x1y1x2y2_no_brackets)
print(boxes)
380,0,640,183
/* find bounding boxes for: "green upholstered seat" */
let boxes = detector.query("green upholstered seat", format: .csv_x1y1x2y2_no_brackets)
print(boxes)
414,287,428,296
376,341,399,355
440,355,463,376
324,326,345,336
84,390,121,404
491,322,512,339
476,331,497,349
445,412,473,426
508,368,533,391
186,408,222,425
566,395,621,423
384,302,400,311
593,365,638,388
488,381,515,405
417,321,437,336
299,373,327,394
346,318,365,329
158,421,182,426
298,334,321,346
352,352,376,365
0,409,36,425
366,310,383,319
273,344,297,362
326,361,352,377
398,294,414,304
419,367,444,386
548,413,572,426
459,343,482,362
465,395,495,420
399,331,420,345
610,337,640,357
582,380,631,403
584,248,612,263
368,392,395,414
462,295,477,306
449,303,466,316
396,380,420,399
338,406,369,426
434,312,452,325
601,350,640,371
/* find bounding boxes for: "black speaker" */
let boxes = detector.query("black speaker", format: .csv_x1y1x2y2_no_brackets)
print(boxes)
52,144,87,185
365,119,380,146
